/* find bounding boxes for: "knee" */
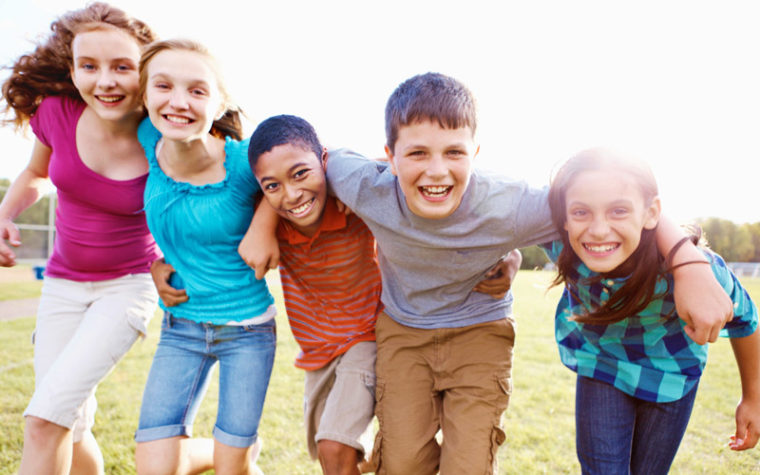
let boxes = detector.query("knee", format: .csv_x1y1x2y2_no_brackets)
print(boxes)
317,440,360,474
25,416,66,443
135,443,179,475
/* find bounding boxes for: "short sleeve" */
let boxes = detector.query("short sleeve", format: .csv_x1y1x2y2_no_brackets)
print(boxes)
137,118,161,163
29,96,58,147
710,251,759,338
325,148,390,208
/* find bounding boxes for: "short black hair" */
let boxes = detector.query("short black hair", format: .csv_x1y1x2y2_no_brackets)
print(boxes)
248,114,322,170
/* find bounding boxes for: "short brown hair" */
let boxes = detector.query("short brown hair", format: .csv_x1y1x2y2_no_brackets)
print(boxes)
384,72,477,153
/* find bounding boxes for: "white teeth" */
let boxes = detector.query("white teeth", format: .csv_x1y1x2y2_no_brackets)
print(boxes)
585,243,618,253
97,96,123,103
289,199,312,215
165,115,190,124
421,185,451,196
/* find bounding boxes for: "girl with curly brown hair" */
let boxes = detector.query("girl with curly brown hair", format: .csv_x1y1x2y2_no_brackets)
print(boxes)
0,4,160,474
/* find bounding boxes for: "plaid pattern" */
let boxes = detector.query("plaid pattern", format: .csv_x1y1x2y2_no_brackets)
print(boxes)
543,241,757,402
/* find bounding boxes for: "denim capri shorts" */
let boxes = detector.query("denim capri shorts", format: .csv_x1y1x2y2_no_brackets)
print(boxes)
135,312,276,448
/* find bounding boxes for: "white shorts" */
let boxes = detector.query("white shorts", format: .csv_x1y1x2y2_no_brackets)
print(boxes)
24,274,158,442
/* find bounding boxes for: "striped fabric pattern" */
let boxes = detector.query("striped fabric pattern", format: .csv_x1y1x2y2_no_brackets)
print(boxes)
543,240,758,402
278,198,382,370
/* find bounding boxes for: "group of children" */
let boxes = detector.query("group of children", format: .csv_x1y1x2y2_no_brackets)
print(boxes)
0,3,757,475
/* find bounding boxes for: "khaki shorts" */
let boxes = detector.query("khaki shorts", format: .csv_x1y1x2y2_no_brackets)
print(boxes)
374,312,515,475
24,274,157,442
303,341,377,460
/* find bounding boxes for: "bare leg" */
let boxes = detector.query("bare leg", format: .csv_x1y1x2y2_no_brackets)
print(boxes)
317,440,361,475
135,437,214,475
214,439,260,475
18,416,72,475
70,429,104,475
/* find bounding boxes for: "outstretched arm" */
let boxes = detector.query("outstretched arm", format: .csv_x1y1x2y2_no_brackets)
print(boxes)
473,250,522,299
729,329,760,451
656,216,733,344
0,139,51,267
239,199,280,280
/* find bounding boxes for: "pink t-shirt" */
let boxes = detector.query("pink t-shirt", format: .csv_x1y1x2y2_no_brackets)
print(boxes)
30,96,159,281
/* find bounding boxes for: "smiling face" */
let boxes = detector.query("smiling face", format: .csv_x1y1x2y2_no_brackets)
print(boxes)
143,49,224,143
254,143,328,237
563,168,661,273
385,120,478,219
70,28,143,122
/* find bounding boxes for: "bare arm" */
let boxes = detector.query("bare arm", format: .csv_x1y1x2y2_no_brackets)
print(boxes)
729,329,760,450
473,249,522,299
0,139,52,267
238,199,280,280
655,216,733,344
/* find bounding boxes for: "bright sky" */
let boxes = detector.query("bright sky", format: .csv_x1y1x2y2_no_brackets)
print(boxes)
1,0,758,223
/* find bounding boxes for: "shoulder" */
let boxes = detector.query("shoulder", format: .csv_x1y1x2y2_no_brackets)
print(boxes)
224,136,258,188
30,96,85,142
137,118,161,162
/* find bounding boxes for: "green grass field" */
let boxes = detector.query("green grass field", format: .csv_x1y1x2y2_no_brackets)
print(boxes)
1,271,759,474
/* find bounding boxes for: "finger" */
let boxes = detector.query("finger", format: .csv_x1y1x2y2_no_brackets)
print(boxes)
683,325,707,345
255,264,267,281
6,225,21,246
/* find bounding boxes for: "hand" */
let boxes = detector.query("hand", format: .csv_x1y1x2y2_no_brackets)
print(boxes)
0,218,21,267
730,396,760,450
238,227,279,280
672,258,733,345
473,250,522,299
335,198,353,216
150,258,187,307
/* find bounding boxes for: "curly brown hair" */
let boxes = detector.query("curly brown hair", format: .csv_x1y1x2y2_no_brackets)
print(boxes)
1,2,156,129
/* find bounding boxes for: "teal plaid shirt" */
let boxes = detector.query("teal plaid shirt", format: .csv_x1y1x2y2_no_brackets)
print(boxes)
543,241,757,402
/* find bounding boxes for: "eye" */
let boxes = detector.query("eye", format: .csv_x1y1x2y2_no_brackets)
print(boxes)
407,150,426,158
569,208,589,219
190,88,207,96
80,63,96,71
611,207,630,217
263,182,279,192
116,63,134,72
447,149,466,158
293,168,310,179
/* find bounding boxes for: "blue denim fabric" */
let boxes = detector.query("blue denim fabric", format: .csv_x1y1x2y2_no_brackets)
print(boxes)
135,312,276,448
575,375,698,475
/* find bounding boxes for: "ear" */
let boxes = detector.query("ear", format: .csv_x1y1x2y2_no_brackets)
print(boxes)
321,147,328,168
385,145,398,176
473,144,480,158
643,196,661,230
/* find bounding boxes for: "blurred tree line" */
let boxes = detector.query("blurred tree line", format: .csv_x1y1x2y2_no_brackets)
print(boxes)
0,177,54,260
519,218,760,269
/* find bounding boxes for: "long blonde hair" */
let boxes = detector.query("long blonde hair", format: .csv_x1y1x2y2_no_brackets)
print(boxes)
139,39,243,140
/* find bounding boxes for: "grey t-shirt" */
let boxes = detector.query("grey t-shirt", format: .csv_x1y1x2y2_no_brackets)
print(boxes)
327,149,558,329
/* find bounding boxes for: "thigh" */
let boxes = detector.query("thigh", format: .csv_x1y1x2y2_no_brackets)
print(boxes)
32,277,90,384
214,319,277,448
575,376,636,475
375,312,440,475
317,342,376,454
631,383,699,475
136,314,217,442
439,317,515,475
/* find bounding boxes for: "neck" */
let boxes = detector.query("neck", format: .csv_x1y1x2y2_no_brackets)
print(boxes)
159,134,223,178
92,108,143,137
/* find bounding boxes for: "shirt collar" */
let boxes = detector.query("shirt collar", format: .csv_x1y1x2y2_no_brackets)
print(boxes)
276,197,347,245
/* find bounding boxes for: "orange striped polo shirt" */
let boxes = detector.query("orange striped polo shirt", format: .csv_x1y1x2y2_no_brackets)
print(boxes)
277,197,382,370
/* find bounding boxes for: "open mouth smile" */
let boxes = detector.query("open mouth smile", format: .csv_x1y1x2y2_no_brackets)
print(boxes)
419,185,452,199
583,243,620,254
163,114,192,125
288,198,315,217
96,95,125,104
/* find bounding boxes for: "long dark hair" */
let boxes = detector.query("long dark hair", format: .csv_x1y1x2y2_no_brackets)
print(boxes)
2,2,156,129
548,148,663,324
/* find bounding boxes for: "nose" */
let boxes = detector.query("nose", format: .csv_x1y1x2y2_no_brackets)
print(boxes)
588,215,610,238
424,154,448,179
169,89,188,110
96,70,116,89
284,184,303,204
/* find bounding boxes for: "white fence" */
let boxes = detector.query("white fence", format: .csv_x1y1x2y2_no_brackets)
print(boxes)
728,262,760,278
